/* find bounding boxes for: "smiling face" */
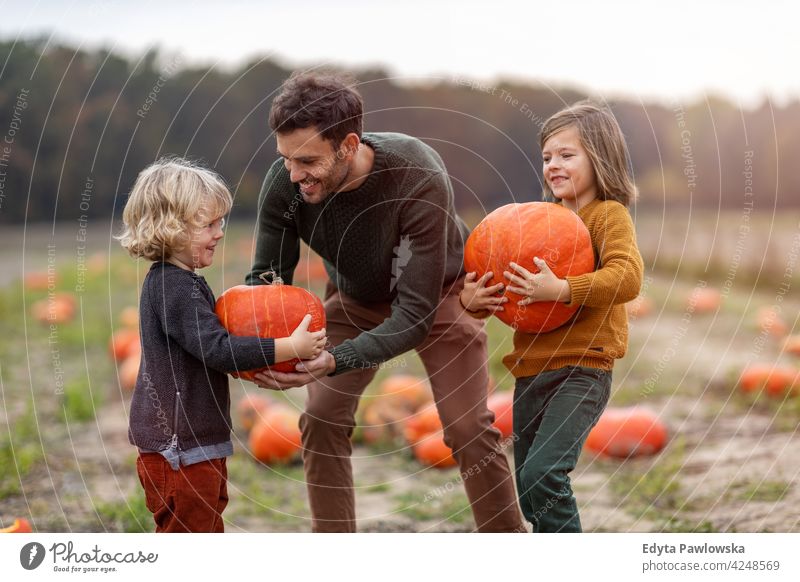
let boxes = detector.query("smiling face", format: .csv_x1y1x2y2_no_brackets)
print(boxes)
542,125,598,211
170,215,225,271
276,127,354,204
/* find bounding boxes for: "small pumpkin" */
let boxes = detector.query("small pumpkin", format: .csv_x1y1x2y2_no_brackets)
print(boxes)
487,392,514,438
378,375,433,410
249,406,302,464
215,273,326,379
23,272,52,291
236,394,272,433
626,295,655,319
738,364,800,397
688,287,721,314
31,293,76,324
109,329,141,362
782,336,800,357
0,518,32,533
118,352,140,392
755,307,789,338
403,404,443,445
585,407,668,458
413,431,457,468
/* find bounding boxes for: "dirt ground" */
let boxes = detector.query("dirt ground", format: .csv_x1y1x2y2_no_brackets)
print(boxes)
1,221,798,533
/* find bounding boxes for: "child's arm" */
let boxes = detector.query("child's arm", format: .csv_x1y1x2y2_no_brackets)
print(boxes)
505,203,643,308
150,272,325,374
274,314,327,362
459,271,508,318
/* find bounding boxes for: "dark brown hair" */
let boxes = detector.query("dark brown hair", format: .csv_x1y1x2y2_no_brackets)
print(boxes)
269,71,363,146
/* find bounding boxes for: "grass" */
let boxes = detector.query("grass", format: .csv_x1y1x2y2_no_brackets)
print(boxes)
605,438,687,524
60,376,102,424
731,480,792,503
392,489,471,524
95,493,151,532
0,399,45,499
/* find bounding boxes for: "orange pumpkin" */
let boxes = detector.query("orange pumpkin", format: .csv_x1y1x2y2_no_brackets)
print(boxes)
464,202,595,333
585,407,668,458
31,293,76,324
109,329,141,362
24,272,52,291
118,352,140,391
378,375,433,410
738,364,800,397
782,336,800,357
487,392,514,438
403,404,443,445
119,306,139,329
413,432,457,468
755,307,789,338
688,287,721,314
215,275,326,378
249,407,302,464
0,518,32,533
359,398,410,445
236,394,272,433
626,295,655,319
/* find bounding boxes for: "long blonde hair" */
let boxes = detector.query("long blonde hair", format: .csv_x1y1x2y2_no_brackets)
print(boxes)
540,101,637,206
118,157,232,261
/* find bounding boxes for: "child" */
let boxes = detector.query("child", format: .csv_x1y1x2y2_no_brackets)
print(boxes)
118,157,326,532
459,102,643,532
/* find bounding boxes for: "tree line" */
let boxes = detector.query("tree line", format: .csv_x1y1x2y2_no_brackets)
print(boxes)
1,38,796,225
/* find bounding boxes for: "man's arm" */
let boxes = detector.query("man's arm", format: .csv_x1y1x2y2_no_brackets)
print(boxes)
246,160,301,286
328,171,452,375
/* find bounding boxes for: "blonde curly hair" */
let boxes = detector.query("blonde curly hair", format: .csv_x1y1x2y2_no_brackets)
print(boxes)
118,157,232,261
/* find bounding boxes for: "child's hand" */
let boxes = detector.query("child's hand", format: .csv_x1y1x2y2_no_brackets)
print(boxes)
289,314,327,360
459,272,508,313
504,257,571,304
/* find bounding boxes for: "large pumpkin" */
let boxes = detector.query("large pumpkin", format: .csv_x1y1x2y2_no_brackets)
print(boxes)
215,274,326,378
585,407,668,458
464,202,595,333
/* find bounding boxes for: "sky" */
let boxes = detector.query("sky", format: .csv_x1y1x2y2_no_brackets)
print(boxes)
1,0,798,108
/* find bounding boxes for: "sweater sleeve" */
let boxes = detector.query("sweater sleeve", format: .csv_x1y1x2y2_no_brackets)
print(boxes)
149,270,276,374
329,172,450,375
246,161,300,286
565,202,643,308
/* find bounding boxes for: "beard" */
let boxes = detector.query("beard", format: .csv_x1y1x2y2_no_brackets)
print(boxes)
297,158,352,204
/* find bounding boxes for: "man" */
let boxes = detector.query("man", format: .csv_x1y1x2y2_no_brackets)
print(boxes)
247,71,524,533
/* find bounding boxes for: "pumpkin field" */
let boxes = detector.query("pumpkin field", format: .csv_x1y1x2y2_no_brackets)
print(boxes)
1,210,799,533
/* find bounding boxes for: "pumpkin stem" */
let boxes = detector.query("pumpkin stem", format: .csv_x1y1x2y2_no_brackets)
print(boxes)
259,270,284,285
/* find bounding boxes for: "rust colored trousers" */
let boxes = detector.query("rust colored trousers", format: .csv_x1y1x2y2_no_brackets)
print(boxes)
300,281,524,532
136,453,228,533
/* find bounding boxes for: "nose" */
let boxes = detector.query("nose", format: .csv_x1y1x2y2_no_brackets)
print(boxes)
286,160,307,184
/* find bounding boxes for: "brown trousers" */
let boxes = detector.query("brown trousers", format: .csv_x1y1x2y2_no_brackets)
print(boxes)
136,453,228,533
300,281,524,532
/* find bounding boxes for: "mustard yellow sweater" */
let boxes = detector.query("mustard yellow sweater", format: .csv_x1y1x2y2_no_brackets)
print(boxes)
473,199,644,378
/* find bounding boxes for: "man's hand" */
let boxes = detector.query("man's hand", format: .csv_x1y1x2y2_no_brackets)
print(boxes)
252,350,336,390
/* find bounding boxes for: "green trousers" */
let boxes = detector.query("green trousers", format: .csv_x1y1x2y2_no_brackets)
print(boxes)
513,365,611,532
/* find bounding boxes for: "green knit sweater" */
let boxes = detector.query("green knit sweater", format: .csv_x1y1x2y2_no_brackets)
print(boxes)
247,132,470,375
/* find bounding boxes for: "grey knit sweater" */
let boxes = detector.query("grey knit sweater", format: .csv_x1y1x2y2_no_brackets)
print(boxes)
128,261,276,453
246,132,470,375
